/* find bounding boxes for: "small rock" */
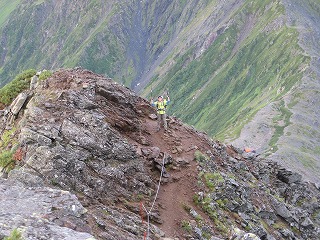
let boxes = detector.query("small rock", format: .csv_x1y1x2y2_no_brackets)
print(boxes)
139,136,149,145
279,229,295,238
274,202,292,220
171,149,178,154
186,145,198,152
149,147,161,159
172,176,181,182
175,157,190,166
176,147,183,153
190,209,199,218
164,154,173,165
149,114,157,120
141,148,150,156
82,82,89,88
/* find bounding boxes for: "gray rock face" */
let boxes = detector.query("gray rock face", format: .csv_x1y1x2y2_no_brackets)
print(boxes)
30,75,39,90
10,92,28,115
195,144,320,240
0,69,156,239
17,71,152,202
0,179,95,240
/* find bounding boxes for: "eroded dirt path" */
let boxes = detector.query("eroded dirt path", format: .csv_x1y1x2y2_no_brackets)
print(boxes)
139,117,213,237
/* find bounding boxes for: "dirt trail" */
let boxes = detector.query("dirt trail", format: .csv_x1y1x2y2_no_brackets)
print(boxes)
140,117,213,237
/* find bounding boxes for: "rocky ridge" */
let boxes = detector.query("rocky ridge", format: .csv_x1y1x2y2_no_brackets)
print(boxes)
0,68,319,239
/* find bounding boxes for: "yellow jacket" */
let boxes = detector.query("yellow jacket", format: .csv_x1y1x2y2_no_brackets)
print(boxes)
152,99,169,114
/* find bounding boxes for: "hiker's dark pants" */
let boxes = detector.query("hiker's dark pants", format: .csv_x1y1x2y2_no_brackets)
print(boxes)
157,113,167,130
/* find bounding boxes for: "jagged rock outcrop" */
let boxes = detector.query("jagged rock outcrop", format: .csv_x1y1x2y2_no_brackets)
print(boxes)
0,68,161,239
0,68,319,240
0,178,94,240
194,145,320,239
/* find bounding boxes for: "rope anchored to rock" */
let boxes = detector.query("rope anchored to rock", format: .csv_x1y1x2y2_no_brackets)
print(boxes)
140,153,166,240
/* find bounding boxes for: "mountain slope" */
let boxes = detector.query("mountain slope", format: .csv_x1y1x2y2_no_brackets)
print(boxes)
0,68,319,239
140,0,320,184
0,0,207,87
0,0,320,184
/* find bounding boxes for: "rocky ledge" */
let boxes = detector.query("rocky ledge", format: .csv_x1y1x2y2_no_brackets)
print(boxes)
0,68,319,240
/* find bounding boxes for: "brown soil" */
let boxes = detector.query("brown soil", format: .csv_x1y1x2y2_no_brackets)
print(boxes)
134,117,214,238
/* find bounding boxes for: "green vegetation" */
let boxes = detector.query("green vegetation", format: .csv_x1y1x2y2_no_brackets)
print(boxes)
0,127,17,148
181,220,192,233
0,69,36,106
0,150,14,172
203,172,224,191
39,70,53,81
0,126,18,173
216,198,228,209
3,229,22,240
272,221,288,230
194,150,209,162
268,100,293,152
193,194,200,205
146,0,309,143
181,202,192,212
201,197,229,235
0,0,21,27
202,231,212,240
194,214,203,223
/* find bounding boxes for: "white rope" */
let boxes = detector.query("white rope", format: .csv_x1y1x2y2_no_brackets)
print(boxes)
142,153,166,240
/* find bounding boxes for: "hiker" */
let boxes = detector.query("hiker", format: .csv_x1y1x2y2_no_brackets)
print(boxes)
151,95,170,131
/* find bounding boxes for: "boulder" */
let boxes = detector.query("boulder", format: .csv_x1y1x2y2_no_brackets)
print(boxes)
30,75,39,90
300,217,314,228
10,92,28,115
274,202,292,220
277,168,302,184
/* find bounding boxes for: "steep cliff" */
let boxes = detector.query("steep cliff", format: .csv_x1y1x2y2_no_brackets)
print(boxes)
0,69,319,239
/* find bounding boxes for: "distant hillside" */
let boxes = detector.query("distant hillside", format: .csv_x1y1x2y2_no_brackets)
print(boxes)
140,0,320,184
0,0,207,87
0,0,319,183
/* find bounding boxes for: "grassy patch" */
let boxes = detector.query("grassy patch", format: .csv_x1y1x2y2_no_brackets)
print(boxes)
269,100,292,151
194,150,209,162
0,127,17,148
181,220,192,233
216,198,228,209
0,150,14,172
3,229,22,240
0,0,21,27
39,70,53,81
204,172,224,190
272,221,287,230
